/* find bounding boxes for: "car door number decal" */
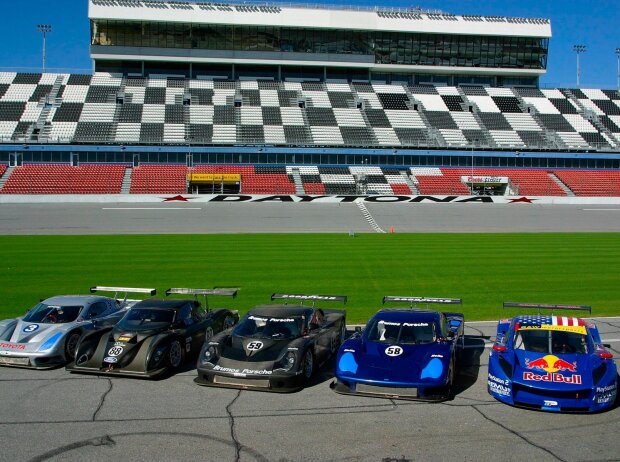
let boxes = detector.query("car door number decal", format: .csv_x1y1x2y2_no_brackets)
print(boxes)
107,346,124,357
385,346,403,357
23,324,39,333
247,341,263,351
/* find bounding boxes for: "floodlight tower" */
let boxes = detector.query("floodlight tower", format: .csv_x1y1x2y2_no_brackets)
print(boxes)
37,24,52,73
573,44,586,87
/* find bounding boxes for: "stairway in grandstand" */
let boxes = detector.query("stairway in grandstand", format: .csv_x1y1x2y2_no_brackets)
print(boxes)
1,72,619,151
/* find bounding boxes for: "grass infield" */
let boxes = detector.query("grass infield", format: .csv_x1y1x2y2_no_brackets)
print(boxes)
0,233,619,322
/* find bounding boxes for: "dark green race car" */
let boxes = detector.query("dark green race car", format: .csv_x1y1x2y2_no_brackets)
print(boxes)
67,288,239,378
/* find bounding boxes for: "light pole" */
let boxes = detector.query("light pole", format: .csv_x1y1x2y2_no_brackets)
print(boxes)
573,44,586,88
37,24,52,73
616,48,620,91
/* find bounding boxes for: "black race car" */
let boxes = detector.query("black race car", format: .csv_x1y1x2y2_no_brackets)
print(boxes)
195,293,347,392
66,288,239,378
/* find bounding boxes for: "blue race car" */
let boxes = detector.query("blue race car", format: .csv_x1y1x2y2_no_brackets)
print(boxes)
488,302,618,413
331,296,464,400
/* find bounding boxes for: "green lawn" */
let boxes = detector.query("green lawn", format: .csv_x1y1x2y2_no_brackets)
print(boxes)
1,234,619,322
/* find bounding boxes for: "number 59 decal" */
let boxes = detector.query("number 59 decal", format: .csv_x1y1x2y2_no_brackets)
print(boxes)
385,346,403,357
247,341,263,351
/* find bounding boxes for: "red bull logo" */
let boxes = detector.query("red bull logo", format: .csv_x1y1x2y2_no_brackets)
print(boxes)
523,372,582,384
525,355,577,373
524,354,581,384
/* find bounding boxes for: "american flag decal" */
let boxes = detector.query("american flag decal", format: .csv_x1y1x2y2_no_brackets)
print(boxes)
516,315,587,334
552,316,585,327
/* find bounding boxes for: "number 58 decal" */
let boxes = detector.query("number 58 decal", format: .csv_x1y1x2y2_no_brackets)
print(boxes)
385,346,403,357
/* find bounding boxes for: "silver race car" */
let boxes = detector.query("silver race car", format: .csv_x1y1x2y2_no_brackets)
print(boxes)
0,286,155,369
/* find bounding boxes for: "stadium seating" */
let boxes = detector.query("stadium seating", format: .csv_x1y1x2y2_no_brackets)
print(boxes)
554,170,620,196
0,163,126,194
1,72,619,152
1,162,619,196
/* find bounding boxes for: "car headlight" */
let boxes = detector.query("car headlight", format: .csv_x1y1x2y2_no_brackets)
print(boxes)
279,351,296,371
203,345,217,363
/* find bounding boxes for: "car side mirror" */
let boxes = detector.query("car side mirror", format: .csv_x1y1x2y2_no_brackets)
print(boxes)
355,326,362,333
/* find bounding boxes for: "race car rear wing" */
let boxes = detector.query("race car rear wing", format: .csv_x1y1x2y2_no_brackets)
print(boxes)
382,296,462,309
503,302,592,314
90,286,157,307
271,293,347,307
166,287,238,311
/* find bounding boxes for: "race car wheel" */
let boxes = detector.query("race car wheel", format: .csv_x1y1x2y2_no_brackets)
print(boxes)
169,340,183,369
64,332,81,360
302,349,314,380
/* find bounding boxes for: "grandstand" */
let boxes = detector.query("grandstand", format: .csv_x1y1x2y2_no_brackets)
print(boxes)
0,0,619,196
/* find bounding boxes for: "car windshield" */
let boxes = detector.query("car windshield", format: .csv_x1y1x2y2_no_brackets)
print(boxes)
514,329,589,354
366,319,436,344
233,315,302,339
118,308,175,327
23,303,83,324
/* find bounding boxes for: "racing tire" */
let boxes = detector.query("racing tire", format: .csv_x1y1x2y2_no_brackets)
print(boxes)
168,339,184,369
302,349,314,381
445,358,455,399
64,331,81,361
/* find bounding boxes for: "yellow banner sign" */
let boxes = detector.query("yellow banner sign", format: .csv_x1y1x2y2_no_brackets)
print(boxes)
520,325,586,335
187,174,241,183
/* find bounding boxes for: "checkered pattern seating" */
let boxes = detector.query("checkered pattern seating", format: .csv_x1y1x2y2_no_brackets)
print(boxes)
0,73,618,152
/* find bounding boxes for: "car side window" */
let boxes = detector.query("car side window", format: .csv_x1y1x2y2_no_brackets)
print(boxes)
191,304,204,322
178,304,193,326
85,302,108,319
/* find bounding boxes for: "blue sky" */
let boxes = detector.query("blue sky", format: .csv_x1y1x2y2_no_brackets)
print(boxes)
0,0,618,88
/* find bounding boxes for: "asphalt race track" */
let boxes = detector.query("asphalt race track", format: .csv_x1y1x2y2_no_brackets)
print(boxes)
0,202,619,461
0,319,618,462
1,202,620,234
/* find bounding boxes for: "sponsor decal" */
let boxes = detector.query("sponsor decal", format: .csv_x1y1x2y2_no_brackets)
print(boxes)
385,346,403,357
246,341,263,352
522,372,582,384
525,355,577,373
543,400,558,407
344,349,356,353
596,384,617,393
114,342,125,347
404,322,429,327
213,365,273,375
488,380,511,397
488,374,509,386
431,354,444,358
107,346,124,357
103,357,118,363
0,342,26,350
118,335,133,342
23,324,39,333
595,385,617,404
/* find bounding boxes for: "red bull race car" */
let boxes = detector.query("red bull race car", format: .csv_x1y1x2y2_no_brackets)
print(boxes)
488,303,617,413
